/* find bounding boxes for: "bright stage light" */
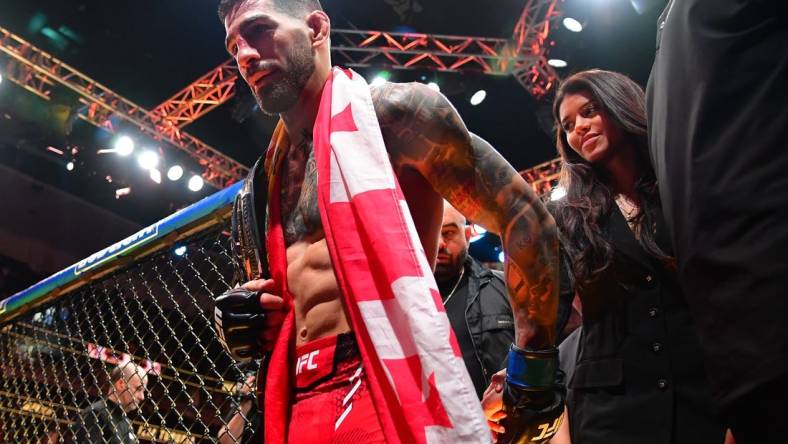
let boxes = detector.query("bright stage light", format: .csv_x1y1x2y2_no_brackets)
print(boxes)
0,72,4,85
115,187,131,199
427,82,440,92
66,161,74,171
149,168,162,184
174,246,187,256
114,136,135,156
470,90,487,106
167,165,184,181
498,251,506,263
188,175,204,192
469,224,487,243
370,75,387,87
548,59,568,68
137,150,159,170
563,17,583,32
369,71,390,87
550,185,567,201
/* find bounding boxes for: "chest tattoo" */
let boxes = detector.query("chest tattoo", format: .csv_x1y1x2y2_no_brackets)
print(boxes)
280,134,322,245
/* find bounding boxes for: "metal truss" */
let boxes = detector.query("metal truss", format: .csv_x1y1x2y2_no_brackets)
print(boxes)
151,0,561,133
0,26,247,189
331,29,513,74
511,0,563,98
520,157,562,197
150,59,238,137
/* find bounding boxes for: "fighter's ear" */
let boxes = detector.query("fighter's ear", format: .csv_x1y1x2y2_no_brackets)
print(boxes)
306,10,330,48
464,224,473,242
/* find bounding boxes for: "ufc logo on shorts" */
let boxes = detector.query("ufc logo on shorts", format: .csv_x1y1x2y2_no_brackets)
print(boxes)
296,350,319,375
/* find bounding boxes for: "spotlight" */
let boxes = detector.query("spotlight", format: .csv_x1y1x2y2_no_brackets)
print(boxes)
174,246,187,256
469,224,487,243
427,82,440,93
149,168,162,184
0,72,3,84
548,59,568,68
470,90,487,106
498,251,506,263
550,185,567,201
114,136,135,156
115,187,131,199
369,71,390,87
137,150,159,170
167,165,184,181
188,175,204,192
66,161,74,171
563,17,583,32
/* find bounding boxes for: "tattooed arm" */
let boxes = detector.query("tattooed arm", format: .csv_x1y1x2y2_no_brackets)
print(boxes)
372,82,559,349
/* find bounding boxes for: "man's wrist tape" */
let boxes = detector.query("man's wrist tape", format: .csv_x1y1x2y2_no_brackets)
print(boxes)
505,344,558,390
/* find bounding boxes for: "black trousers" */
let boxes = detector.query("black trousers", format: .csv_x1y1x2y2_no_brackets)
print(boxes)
646,0,788,429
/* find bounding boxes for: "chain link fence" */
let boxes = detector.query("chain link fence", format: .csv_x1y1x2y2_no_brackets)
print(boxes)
0,216,261,443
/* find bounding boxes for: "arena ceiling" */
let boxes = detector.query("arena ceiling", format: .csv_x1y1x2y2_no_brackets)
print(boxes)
0,0,665,280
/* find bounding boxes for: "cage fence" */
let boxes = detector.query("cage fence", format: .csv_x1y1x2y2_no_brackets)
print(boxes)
0,183,262,443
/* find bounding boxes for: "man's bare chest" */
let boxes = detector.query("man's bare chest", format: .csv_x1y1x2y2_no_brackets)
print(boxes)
280,140,322,245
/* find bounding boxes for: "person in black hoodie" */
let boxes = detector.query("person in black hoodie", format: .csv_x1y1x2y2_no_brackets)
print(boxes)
435,201,515,399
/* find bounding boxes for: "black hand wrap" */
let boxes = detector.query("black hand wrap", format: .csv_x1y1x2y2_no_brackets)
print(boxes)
497,345,566,444
214,287,266,362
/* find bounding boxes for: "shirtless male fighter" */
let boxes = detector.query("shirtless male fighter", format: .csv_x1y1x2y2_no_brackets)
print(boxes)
214,0,563,442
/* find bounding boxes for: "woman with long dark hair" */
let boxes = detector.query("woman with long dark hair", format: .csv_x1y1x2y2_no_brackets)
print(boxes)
547,69,724,443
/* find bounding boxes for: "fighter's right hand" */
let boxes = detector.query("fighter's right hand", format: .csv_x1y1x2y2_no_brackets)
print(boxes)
242,279,286,350
214,279,285,361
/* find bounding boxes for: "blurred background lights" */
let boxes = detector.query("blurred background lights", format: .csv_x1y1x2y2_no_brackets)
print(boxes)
550,185,567,201
563,17,583,32
470,90,487,106
114,136,135,156
188,175,204,192
548,59,568,68
167,165,184,181
137,150,159,170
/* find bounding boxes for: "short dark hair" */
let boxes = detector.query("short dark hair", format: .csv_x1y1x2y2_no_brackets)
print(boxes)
218,0,323,22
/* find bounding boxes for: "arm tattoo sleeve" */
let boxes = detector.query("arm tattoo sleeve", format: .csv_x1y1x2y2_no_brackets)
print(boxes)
372,82,559,348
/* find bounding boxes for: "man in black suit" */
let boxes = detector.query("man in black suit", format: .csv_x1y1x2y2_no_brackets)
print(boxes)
647,2,788,441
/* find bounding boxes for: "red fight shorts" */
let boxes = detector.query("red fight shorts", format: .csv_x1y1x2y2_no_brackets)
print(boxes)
288,333,387,444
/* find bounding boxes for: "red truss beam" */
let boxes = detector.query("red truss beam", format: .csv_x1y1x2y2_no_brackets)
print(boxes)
0,26,248,189
151,0,561,131
520,157,562,197
150,59,238,136
511,0,563,98
331,29,513,74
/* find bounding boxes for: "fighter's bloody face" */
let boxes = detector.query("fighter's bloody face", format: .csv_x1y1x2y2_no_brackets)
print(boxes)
558,91,624,164
224,0,315,115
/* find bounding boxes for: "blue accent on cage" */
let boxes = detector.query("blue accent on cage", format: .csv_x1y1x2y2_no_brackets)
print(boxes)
0,182,243,320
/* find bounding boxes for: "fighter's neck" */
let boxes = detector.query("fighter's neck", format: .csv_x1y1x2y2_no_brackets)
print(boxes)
281,69,331,141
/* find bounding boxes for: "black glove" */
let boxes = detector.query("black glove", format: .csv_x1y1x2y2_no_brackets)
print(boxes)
214,287,266,362
497,345,566,444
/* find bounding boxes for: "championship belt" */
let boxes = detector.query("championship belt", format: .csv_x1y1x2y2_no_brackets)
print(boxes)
214,158,271,363
230,157,269,283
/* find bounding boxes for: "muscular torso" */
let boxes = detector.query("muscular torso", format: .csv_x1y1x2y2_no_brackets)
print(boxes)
280,112,443,345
